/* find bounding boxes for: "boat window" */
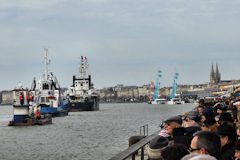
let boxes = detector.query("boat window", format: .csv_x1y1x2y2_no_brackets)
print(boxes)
41,97,45,103
43,83,49,90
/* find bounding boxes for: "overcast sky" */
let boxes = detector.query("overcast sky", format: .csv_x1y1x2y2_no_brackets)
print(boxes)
1,0,240,90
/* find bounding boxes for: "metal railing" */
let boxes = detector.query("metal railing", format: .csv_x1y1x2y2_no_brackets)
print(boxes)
140,124,148,137
109,127,160,160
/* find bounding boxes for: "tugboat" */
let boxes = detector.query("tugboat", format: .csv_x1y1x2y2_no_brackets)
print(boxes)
31,49,69,117
8,82,52,126
67,56,99,111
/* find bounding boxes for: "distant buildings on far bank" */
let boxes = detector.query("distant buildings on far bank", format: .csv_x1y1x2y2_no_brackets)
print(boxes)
0,90,13,105
1,63,240,104
98,63,240,102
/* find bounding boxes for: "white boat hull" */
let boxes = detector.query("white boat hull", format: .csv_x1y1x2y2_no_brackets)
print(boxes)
167,98,185,105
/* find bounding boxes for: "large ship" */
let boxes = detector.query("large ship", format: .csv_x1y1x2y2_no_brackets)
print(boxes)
67,56,99,111
31,49,69,117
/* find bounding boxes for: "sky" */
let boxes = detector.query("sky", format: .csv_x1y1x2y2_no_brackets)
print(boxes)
1,0,240,90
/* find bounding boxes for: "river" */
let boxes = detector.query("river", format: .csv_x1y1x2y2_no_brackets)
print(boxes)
0,103,195,160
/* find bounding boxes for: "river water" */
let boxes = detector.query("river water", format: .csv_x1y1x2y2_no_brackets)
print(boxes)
0,103,195,160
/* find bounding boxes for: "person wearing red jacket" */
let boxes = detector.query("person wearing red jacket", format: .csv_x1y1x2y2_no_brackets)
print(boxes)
19,92,24,106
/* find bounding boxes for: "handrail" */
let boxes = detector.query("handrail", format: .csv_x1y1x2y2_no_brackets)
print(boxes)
140,124,148,136
109,131,160,160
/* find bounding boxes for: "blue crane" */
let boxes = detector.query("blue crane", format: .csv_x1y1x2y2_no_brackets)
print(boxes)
170,72,179,99
153,70,162,100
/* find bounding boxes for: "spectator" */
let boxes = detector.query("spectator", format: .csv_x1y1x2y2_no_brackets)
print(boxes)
235,139,240,160
197,105,204,116
147,136,169,160
217,123,237,160
163,115,182,140
201,108,215,122
181,153,217,160
172,127,193,148
161,143,189,160
218,112,234,126
183,111,201,136
190,131,221,159
201,118,218,133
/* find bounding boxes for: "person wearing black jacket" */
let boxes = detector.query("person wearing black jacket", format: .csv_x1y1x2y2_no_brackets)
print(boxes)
217,123,237,160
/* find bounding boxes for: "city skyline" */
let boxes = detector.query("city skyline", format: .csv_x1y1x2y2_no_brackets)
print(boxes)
1,0,240,90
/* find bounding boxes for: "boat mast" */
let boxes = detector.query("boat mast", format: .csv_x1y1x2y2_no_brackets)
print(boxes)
79,56,89,79
170,72,179,99
153,70,162,100
43,48,50,81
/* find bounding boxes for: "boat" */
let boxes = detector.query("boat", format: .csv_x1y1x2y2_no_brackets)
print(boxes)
151,98,167,104
8,82,52,126
67,56,99,111
30,49,69,117
167,97,185,105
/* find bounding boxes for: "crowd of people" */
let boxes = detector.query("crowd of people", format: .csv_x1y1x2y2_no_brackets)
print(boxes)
146,98,240,160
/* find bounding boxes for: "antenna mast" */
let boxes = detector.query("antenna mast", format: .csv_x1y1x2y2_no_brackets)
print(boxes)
79,56,89,78
43,48,50,81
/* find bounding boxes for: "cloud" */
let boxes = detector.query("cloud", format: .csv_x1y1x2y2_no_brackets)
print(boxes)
1,0,240,90
0,0,65,10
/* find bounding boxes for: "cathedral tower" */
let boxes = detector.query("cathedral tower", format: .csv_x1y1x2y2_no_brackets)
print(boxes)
210,63,221,84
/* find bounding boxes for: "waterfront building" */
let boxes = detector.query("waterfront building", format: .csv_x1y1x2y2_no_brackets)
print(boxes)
99,87,117,102
117,88,134,99
1,90,13,105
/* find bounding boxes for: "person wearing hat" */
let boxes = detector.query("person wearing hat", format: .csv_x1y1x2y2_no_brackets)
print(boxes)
201,118,218,133
235,139,240,160
218,112,234,126
217,123,237,160
160,143,189,160
147,136,169,160
184,111,201,127
163,115,182,140
201,107,215,122
183,111,201,137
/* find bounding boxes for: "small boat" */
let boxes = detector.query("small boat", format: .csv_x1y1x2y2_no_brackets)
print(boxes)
167,97,185,105
67,56,99,111
31,49,69,117
8,83,52,126
151,98,167,104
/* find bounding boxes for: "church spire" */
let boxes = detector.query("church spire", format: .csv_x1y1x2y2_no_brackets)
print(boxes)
215,63,221,83
210,63,215,84
210,62,221,85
